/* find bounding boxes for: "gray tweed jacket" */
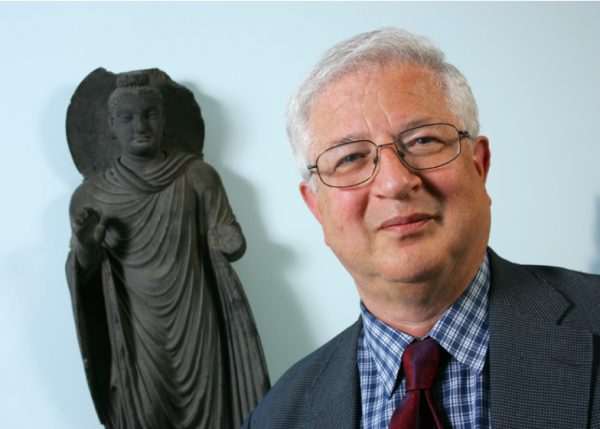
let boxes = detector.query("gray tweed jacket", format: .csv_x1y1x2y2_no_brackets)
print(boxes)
243,250,600,428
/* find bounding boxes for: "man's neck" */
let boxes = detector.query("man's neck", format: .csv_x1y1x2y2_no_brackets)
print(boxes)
361,291,460,338
356,254,485,338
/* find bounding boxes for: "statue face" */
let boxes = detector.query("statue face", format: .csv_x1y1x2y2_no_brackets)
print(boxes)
110,91,164,160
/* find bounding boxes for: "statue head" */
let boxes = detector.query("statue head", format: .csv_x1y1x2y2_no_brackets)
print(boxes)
108,73,165,161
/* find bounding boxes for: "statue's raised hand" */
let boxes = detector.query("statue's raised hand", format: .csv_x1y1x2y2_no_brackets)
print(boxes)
74,207,107,269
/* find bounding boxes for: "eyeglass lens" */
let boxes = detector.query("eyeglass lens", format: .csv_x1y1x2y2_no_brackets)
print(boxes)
315,123,462,188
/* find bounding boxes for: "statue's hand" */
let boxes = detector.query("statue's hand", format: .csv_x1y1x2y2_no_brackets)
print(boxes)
208,224,246,261
74,207,107,269
75,207,107,247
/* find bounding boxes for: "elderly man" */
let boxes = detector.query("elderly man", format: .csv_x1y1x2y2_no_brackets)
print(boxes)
244,28,600,428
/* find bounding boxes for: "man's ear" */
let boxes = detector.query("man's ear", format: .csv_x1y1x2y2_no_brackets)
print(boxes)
472,136,491,183
299,181,322,224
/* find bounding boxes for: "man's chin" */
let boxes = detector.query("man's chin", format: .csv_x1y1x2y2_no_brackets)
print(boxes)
378,250,445,284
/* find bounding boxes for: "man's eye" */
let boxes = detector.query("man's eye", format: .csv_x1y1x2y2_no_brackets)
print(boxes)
333,151,371,171
118,114,132,123
403,136,446,155
409,136,439,146
339,153,364,165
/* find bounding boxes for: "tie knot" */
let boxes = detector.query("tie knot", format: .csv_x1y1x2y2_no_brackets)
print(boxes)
402,337,441,391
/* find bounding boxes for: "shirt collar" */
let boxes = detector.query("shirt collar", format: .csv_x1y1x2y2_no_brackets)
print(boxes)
360,253,490,397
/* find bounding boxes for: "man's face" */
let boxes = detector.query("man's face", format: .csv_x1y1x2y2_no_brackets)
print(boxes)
110,91,164,159
300,64,491,307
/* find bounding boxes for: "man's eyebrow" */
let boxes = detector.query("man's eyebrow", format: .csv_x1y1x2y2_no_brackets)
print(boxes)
324,118,441,147
329,134,367,146
398,118,439,132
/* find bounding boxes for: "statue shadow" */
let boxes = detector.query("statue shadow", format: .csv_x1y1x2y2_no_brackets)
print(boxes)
181,83,314,379
592,195,600,274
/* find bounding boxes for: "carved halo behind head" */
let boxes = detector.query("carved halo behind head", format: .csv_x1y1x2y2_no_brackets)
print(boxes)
67,67,205,179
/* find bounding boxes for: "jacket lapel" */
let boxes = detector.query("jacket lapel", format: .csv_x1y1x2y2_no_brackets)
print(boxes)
306,319,362,427
488,250,593,428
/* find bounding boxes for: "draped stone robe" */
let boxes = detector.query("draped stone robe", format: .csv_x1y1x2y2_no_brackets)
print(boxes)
66,152,269,428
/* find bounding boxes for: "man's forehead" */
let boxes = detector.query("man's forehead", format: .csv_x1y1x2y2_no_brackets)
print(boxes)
307,64,448,146
310,63,438,113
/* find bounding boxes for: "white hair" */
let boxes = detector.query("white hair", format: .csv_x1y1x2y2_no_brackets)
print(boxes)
286,27,480,183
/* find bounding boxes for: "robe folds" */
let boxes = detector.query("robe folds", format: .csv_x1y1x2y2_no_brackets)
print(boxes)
66,151,269,428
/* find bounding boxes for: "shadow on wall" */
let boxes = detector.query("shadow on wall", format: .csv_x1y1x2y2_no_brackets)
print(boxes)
188,83,313,380
592,195,600,274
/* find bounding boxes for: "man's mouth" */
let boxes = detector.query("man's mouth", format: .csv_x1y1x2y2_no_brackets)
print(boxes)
379,213,435,232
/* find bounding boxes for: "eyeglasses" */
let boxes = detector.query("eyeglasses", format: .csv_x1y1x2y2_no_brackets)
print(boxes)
306,123,469,188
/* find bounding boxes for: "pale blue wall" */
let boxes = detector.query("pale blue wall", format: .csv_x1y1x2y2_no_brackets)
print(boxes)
1,2,599,427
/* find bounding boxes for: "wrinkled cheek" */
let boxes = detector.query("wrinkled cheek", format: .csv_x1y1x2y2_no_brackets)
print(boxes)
322,217,346,249
321,207,357,254
320,190,369,247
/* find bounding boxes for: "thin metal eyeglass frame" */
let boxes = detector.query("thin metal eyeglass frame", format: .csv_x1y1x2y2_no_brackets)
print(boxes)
306,123,470,188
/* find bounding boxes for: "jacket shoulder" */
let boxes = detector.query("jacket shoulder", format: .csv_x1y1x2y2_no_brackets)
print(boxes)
525,263,600,292
244,320,361,428
489,249,600,332
524,263,600,330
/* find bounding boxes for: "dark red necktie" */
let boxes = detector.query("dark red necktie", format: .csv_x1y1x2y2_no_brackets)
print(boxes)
389,337,444,429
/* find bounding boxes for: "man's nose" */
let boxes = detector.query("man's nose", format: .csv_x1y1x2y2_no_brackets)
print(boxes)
371,144,421,198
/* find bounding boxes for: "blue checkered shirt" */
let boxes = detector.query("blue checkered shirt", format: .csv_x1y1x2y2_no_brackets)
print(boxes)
358,254,490,428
